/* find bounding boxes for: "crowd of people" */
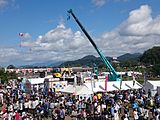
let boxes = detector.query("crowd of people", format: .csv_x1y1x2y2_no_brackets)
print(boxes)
0,80,160,120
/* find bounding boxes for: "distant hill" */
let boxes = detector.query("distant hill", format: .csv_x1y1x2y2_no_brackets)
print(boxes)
20,53,142,68
60,53,142,67
60,55,97,67
20,61,63,68
118,53,142,62
140,46,160,65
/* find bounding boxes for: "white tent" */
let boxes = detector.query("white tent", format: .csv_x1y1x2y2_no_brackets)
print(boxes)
59,85,93,95
143,80,160,96
84,80,142,93
84,81,121,92
76,85,93,95
28,78,45,85
59,85,75,93
121,80,143,90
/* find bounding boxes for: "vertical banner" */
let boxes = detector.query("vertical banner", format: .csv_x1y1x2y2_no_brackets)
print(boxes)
105,75,108,91
144,70,147,85
43,79,49,96
74,74,77,87
80,72,83,84
63,72,65,81
120,79,122,90
92,74,96,88
132,72,136,86
73,74,77,95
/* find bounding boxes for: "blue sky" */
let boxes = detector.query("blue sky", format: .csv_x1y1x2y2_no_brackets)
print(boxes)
0,0,160,67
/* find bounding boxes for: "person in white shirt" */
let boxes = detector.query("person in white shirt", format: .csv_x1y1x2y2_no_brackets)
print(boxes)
71,109,78,120
8,111,14,120
144,108,149,120
0,90,4,105
97,103,101,114
24,100,29,112
133,109,139,120
8,104,13,112
50,101,55,109
19,102,24,113
13,101,18,111
28,99,32,114
124,114,129,120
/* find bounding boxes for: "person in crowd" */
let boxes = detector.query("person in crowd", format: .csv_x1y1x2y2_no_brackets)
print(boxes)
1,79,160,120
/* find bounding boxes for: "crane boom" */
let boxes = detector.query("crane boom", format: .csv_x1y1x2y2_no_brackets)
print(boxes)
68,9,121,81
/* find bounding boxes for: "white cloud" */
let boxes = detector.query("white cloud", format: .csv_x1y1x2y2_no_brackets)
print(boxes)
0,47,19,64
16,22,91,65
24,23,88,52
91,0,131,7
99,5,160,56
118,5,160,36
0,0,15,10
1,4,160,66
0,0,8,8
92,0,106,7
0,48,18,57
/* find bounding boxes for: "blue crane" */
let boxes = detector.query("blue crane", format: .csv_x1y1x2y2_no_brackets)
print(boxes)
67,9,121,81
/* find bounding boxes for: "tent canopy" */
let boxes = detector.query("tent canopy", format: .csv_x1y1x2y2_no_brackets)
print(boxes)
28,78,45,85
84,80,142,93
143,80,160,92
148,80,160,87
59,84,93,95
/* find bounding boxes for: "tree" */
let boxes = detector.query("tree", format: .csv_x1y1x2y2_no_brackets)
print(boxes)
140,46,160,65
140,46,160,77
0,68,18,84
7,65,16,69
152,64,160,77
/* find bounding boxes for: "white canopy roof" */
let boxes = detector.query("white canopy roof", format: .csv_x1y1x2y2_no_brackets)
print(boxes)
143,80,160,96
59,84,93,95
143,80,160,91
147,80,160,87
84,80,142,92
28,78,45,85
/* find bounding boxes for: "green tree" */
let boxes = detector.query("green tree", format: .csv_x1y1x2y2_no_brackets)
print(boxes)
140,46,160,65
152,64,160,77
140,46,160,77
7,65,16,69
0,68,18,84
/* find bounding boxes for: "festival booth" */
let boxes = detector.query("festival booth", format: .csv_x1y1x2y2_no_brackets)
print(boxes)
143,80,160,96
121,80,143,90
84,80,142,93
47,79,67,92
27,78,45,92
28,78,45,85
28,78,68,93
59,84,93,95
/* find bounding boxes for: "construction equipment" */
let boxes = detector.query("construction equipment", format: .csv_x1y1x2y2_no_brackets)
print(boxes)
53,73,62,78
67,9,121,81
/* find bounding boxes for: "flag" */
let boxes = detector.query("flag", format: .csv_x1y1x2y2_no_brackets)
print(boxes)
19,33,25,37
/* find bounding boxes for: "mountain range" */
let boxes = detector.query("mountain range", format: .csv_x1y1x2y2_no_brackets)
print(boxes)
21,53,142,68
60,53,142,67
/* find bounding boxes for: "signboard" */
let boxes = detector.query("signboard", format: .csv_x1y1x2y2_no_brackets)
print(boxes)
48,80,67,92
